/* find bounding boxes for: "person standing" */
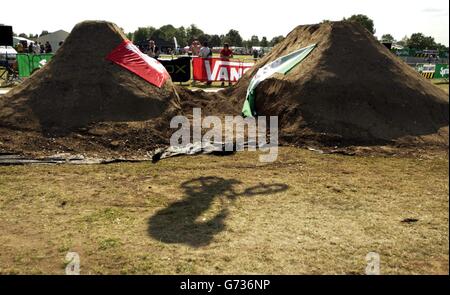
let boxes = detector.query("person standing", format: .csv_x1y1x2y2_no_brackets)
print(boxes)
16,42,24,53
220,43,234,87
191,40,201,56
44,41,52,53
252,48,258,61
34,43,42,54
199,42,213,85
147,40,160,59
199,42,212,58
28,42,34,54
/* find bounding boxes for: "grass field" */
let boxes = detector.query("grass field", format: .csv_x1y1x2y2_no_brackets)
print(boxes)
433,79,449,94
0,147,448,274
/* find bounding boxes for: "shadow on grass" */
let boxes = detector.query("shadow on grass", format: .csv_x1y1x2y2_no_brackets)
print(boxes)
148,176,288,247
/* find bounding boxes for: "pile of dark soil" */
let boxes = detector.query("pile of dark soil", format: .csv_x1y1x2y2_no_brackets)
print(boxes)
0,21,180,157
176,86,240,116
225,21,449,148
0,20,448,159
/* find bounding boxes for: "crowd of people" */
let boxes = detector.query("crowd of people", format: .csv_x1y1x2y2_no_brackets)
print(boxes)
189,40,234,86
16,41,54,54
144,39,235,86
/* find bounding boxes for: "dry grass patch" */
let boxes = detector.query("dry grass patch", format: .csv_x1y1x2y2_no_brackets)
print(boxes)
0,147,448,274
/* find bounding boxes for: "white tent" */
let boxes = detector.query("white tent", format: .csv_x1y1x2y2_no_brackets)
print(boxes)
0,46,17,64
13,36,35,47
36,30,69,52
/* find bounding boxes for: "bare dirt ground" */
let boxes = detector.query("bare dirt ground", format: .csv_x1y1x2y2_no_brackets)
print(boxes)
0,147,448,274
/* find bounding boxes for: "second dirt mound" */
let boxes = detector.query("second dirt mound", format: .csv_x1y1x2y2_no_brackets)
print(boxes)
226,21,449,147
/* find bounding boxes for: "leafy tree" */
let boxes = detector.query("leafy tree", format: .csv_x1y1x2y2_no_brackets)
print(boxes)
270,35,285,46
159,24,177,42
133,27,155,44
150,29,165,41
407,33,436,50
381,34,395,43
224,29,243,46
186,24,204,43
174,26,187,47
39,30,50,37
242,40,251,49
250,35,260,46
198,34,211,45
344,14,376,34
435,43,449,52
260,36,269,47
209,34,222,47
396,36,409,47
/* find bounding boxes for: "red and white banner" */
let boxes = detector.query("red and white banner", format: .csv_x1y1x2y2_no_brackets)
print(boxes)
106,40,170,88
193,57,254,82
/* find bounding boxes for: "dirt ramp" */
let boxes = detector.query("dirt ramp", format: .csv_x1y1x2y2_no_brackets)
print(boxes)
226,21,449,147
0,21,180,135
0,21,180,157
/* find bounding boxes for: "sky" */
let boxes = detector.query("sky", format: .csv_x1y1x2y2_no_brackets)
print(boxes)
1,0,449,45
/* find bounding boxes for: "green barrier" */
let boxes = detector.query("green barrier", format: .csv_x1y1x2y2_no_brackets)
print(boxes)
391,48,448,59
17,53,54,77
434,64,449,79
414,63,449,79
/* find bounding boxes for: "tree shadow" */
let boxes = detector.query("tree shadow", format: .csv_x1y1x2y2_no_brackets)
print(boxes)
147,176,288,247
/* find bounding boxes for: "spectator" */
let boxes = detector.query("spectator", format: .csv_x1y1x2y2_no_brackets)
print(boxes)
40,43,45,54
252,48,258,61
199,42,213,85
220,43,234,87
259,48,265,58
191,40,201,56
45,41,52,53
28,42,34,54
16,42,24,53
147,40,160,59
34,42,42,54
199,42,212,58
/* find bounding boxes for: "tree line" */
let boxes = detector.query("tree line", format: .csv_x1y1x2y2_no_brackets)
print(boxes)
381,32,448,52
343,14,448,51
13,14,448,51
129,24,284,48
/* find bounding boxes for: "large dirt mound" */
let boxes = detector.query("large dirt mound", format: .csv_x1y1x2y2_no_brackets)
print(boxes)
226,21,449,148
0,21,181,157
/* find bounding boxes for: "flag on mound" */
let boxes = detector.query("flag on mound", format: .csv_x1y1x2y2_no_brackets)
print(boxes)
106,40,170,88
242,44,316,117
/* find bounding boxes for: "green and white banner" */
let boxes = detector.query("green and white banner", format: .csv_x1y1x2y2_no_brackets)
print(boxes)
415,63,449,79
435,64,449,79
242,44,316,118
17,53,54,77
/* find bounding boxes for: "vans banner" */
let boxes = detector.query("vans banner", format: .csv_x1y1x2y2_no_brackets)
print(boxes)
192,57,254,82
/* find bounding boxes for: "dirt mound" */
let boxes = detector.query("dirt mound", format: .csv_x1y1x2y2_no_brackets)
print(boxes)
225,21,449,148
176,86,241,116
0,21,181,157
